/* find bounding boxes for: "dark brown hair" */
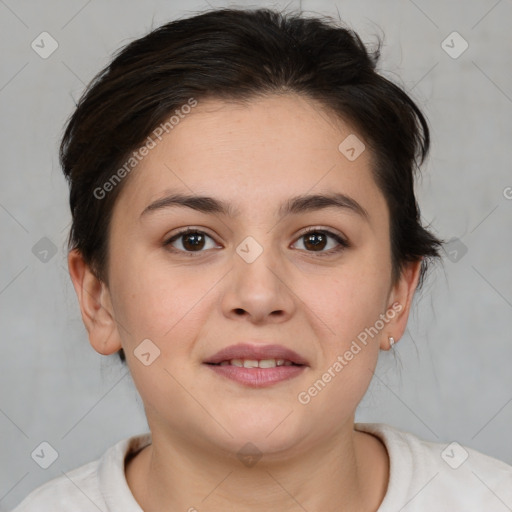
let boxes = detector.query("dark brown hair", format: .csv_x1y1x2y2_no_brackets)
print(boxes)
60,7,443,363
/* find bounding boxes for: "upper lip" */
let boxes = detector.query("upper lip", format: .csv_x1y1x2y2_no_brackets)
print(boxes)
204,343,309,366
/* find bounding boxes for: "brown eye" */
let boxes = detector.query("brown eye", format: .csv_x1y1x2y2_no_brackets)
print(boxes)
181,232,206,251
303,231,328,251
293,228,349,256
164,229,218,254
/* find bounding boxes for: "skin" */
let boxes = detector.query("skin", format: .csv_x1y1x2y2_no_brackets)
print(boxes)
68,93,421,512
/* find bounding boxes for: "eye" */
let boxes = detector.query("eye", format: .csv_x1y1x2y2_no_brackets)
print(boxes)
292,228,349,256
163,228,219,254
163,227,350,257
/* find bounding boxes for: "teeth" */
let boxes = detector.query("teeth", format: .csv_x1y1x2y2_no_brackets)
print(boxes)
218,358,296,368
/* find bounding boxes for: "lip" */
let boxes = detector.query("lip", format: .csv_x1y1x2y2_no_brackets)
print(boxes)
203,342,309,366
206,364,306,388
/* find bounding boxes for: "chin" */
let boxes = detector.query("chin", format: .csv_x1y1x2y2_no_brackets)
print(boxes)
219,413,307,453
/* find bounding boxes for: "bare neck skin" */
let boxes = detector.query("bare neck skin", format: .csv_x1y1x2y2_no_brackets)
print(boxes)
125,417,389,512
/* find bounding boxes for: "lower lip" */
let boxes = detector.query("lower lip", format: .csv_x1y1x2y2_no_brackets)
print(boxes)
204,364,306,387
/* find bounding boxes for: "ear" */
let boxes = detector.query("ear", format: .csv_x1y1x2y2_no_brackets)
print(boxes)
380,259,422,350
67,249,122,356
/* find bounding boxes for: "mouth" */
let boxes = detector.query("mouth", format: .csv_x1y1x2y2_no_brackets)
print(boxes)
203,343,308,387
205,358,304,368
203,342,309,367
204,361,306,387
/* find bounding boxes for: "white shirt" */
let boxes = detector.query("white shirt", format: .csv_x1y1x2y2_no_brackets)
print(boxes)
10,422,512,511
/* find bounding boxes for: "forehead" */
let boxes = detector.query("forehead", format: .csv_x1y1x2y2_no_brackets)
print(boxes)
116,93,384,218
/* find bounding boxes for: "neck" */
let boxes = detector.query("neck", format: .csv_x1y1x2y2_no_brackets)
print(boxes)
125,422,389,512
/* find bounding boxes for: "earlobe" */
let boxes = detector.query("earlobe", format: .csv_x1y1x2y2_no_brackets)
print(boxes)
67,249,122,356
380,259,423,350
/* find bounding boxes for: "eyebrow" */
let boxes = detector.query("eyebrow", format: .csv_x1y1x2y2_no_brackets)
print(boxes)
140,191,369,221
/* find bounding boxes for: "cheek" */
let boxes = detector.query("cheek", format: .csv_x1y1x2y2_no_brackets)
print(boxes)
317,249,391,334
109,247,220,347
297,265,388,422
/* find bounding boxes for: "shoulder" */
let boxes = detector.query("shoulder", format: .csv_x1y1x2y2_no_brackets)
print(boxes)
356,422,512,511
9,458,102,512
10,433,151,512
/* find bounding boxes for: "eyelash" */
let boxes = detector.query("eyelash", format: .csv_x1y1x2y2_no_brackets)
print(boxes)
163,227,350,257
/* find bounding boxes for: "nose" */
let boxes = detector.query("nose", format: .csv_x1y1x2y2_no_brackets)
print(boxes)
220,237,296,325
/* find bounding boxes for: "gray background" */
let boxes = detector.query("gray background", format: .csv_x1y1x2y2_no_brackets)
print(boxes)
1,0,511,509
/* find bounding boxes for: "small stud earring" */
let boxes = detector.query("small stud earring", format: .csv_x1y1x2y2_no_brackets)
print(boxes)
389,337,395,349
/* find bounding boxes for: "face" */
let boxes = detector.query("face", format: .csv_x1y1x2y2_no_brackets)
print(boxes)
71,94,419,457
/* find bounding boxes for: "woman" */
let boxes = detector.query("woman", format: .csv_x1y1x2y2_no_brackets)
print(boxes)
12,7,512,511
